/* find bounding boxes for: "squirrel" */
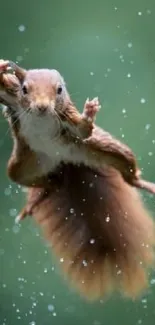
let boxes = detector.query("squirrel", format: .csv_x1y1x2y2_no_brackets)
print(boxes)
0,59,155,301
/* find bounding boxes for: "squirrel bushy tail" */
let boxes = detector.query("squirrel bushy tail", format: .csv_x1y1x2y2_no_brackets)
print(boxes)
28,163,155,301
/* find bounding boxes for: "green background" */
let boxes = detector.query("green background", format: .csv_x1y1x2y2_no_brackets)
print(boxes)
1,0,155,324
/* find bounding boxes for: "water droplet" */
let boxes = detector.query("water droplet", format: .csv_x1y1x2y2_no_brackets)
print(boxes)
90,238,95,244
82,260,87,267
48,304,55,312
145,124,151,130
150,278,155,285
140,98,146,104
12,224,20,234
128,42,133,48
60,258,64,263
9,208,17,217
18,25,26,32
53,312,57,316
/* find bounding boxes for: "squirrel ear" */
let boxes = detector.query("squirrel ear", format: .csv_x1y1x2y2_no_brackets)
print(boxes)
9,61,26,83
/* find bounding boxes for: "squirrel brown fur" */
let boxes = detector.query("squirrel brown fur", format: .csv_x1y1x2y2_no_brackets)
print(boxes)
0,59,155,301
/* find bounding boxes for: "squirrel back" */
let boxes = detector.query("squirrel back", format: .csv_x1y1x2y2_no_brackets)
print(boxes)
27,163,155,301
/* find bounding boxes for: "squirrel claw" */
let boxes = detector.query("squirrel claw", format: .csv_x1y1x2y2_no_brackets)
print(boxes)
83,97,101,123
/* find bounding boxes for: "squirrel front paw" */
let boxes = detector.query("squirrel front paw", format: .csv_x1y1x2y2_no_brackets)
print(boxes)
82,97,101,124
0,59,10,74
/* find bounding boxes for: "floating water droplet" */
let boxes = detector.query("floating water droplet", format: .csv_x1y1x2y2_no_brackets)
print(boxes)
18,25,26,32
9,208,17,217
140,98,146,104
145,124,151,130
48,304,55,312
150,278,155,285
128,42,133,48
90,238,95,244
12,224,20,234
82,260,87,267
60,258,64,263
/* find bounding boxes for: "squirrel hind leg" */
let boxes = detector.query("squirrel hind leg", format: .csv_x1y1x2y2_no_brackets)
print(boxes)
30,164,155,301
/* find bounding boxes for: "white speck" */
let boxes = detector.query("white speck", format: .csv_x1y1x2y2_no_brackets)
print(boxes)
147,9,151,15
122,108,126,114
4,187,11,196
89,182,94,188
138,11,142,16
114,7,118,11
145,124,151,130
82,260,88,267
148,152,153,156
150,278,155,285
117,270,122,275
29,322,36,325
90,72,94,76
60,258,64,263
39,292,44,296
9,208,17,217
70,208,74,214
141,298,147,304
16,56,23,62
44,268,48,273
107,68,111,72
53,312,57,317
48,304,55,312
127,73,131,78
18,25,26,32
90,238,95,244
128,42,133,48
140,98,146,104
12,224,20,234
106,216,110,222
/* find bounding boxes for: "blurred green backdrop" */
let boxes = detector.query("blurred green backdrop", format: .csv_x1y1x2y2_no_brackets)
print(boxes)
1,0,155,324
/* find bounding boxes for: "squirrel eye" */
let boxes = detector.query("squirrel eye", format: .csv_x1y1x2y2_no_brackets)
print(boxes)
22,84,28,95
57,85,63,95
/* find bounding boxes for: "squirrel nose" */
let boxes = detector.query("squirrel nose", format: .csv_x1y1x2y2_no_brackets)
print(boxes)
37,105,47,112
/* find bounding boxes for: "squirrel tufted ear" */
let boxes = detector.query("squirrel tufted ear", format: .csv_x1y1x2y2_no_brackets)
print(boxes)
9,61,26,83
